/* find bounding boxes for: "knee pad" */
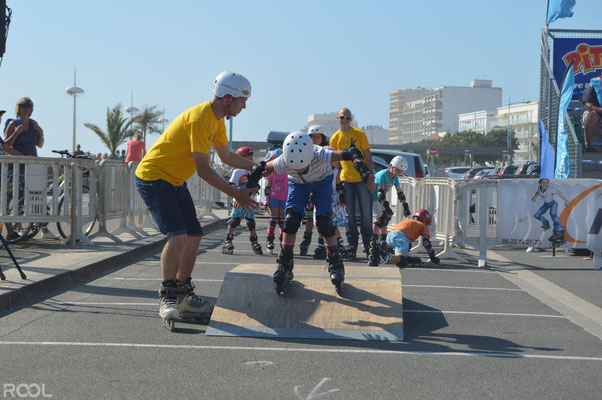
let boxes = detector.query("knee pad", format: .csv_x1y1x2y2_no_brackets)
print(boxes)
374,215,388,228
283,211,303,234
246,218,256,231
228,217,241,229
277,217,285,228
269,217,278,227
316,214,336,238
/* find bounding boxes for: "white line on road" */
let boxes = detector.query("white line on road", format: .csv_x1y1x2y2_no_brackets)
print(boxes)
47,302,563,318
108,278,518,292
0,340,599,361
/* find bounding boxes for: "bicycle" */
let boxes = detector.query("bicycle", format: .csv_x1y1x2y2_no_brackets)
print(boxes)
2,150,97,243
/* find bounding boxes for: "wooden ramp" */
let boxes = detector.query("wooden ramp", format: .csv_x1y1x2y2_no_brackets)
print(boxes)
206,264,404,341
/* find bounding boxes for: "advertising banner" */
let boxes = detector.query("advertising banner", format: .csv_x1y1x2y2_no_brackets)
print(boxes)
497,179,602,249
553,38,602,97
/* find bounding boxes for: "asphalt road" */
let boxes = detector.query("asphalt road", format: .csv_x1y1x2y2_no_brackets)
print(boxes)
1,220,601,400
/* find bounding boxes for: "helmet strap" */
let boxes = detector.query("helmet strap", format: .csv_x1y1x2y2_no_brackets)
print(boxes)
222,96,233,119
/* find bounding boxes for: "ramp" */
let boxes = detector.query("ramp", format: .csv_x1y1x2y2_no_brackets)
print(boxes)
206,264,403,341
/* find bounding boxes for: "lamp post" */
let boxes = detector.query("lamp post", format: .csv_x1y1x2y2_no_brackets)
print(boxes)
125,91,139,144
158,107,168,132
65,67,84,153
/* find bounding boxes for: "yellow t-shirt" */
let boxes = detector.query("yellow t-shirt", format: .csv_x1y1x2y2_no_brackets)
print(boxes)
329,126,370,182
135,101,227,186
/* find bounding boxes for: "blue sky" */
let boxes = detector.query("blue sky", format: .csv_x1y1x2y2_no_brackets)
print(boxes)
0,0,598,157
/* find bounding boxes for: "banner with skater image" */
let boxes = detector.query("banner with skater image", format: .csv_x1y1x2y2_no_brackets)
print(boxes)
497,179,602,249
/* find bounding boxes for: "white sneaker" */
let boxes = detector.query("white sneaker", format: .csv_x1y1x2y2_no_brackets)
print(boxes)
41,231,58,239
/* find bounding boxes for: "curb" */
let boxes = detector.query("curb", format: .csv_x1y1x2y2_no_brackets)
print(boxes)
0,218,228,313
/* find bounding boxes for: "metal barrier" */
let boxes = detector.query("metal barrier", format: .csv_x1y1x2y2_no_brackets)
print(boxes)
0,155,222,246
0,155,97,246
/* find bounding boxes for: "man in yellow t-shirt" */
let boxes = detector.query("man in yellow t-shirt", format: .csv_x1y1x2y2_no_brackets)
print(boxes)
135,71,259,329
329,107,375,260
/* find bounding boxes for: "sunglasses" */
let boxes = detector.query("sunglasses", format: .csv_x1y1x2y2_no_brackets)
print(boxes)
19,104,32,109
338,116,352,121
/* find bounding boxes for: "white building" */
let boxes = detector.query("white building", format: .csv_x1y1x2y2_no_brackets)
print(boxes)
396,79,502,143
492,101,539,163
363,125,389,145
457,101,539,163
458,109,498,133
306,112,355,137
389,88,428,144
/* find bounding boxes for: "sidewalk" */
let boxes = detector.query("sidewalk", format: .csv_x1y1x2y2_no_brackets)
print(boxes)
0,209,230,312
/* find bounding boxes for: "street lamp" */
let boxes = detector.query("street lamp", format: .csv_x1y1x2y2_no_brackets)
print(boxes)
65,67,84,153
158,107,168,132
125,91,138,140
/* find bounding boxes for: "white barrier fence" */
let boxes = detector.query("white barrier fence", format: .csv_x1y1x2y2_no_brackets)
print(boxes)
0,154,599,270
389,177,601,270
0,156,221,247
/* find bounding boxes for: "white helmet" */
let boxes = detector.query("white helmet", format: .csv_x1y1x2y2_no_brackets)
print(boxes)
390,155,408,172
213,71,251,98
283,131,314,169
308,125,325,135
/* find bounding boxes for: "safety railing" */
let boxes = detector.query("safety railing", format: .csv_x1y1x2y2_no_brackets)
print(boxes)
0,155,97,245
0,155,222,246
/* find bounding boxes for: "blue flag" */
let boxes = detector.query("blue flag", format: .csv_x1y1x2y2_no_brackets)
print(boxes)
539,117,555,179
547,0,576,24
555,62,575,179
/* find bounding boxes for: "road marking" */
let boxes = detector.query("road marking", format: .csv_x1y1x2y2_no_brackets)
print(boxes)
107,278,520,292
141,261,239,265
490,250,602,341
110,278,224,282
0,340,600,361
403,310,564,318
46,301,563,318
294,378,339,399
404,284,522,291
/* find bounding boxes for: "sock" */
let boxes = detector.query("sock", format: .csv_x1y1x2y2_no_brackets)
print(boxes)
326,243,338,255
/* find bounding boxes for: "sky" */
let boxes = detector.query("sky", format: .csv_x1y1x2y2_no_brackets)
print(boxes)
0,0,599,157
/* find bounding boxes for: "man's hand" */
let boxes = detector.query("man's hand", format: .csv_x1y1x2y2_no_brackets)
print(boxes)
429,250,440,264
403,203,411,217
342,146,364,161
234,188,259,211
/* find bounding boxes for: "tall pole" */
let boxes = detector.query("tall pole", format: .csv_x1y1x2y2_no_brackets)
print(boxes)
66,66,84,153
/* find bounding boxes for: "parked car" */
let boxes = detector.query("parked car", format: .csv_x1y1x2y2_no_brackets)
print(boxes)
498,165,519,177
526,164,541,176
516,161,537,175
370,149,426,178
464,166,492,179
473,168,494,180
445,166,472,179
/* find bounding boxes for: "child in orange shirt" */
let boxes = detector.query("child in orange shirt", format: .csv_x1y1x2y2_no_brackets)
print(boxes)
369,209,440,268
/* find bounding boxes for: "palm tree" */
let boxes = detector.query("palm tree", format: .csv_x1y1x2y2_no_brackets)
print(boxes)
135,105,163,144
84,104,135,158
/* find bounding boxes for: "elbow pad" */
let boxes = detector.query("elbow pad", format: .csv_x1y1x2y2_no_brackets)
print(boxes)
246,161,266,189
378,189,386,202
353,160,372,183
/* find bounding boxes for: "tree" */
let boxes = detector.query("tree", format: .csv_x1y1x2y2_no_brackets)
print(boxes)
84,104,135,158
135,105,163,144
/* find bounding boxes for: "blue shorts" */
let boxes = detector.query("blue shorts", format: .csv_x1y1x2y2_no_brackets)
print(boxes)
232,207,255,219
286,175,333,217
268,197,286,209
386,230,412,255
135,177,203,238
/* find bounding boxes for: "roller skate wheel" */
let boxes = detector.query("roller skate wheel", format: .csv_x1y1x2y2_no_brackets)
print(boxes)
163,318,175,332
335,284,344,296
